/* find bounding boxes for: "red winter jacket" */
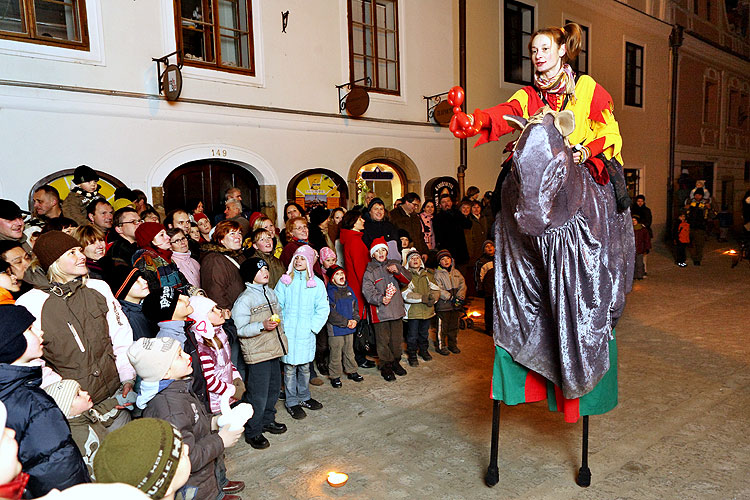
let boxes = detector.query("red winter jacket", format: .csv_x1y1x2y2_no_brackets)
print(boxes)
339,228,370,318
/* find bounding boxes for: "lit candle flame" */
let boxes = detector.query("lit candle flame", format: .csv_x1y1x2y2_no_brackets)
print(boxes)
327,472,348,487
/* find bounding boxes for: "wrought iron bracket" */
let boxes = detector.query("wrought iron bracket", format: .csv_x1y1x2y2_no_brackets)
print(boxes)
336,77,371,113
423,91,450,122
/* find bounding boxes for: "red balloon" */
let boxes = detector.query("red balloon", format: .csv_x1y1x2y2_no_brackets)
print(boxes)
456,112,472,130
448,115,467,139
447,86,465,107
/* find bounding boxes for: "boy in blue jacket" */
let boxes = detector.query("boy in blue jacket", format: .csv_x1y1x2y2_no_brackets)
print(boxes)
0,304,89,497
325,265,364,388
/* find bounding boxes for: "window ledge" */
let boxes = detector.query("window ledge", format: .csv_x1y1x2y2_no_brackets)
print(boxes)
368,90,406,105
180,64,264,87
0,0,104,65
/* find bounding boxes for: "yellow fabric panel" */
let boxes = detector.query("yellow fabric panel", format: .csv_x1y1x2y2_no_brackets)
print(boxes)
510,88,531,117
564,76,623,163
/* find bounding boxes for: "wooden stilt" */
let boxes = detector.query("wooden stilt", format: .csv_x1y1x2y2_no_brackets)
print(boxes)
485,399,501,487
576,415,591,487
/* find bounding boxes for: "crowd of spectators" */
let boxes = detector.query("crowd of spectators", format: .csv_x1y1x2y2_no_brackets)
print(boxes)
0,164,500,499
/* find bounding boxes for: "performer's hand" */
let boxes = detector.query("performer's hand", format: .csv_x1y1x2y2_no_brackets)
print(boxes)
447,87,485,139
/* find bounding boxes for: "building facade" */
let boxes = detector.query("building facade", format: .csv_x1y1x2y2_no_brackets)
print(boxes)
0,0,459,222
1,0,683,237
670,0,750,229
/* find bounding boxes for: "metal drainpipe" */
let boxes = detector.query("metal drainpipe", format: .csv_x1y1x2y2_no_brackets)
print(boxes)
667,25,684,240
458,0,467,199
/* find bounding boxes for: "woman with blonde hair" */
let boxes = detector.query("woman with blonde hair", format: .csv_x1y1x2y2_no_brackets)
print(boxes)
16,231,135,428
251,214,283,258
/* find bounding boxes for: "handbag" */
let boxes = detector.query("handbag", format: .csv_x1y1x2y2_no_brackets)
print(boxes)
353,316,377,356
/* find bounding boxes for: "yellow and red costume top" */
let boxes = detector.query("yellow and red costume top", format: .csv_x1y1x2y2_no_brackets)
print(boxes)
475,75,623,184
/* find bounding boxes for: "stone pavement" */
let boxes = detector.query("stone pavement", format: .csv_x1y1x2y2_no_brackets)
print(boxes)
225,238,750,500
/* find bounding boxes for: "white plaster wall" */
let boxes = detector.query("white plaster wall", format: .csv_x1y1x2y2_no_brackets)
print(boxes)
0,85,456,219
0,0,459,220
1,0,455,122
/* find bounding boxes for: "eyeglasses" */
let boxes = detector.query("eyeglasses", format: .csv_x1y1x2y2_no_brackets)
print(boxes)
120,219,143,226
171,237,188,244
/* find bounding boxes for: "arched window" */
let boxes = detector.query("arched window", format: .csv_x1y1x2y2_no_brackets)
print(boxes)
286,169,348,211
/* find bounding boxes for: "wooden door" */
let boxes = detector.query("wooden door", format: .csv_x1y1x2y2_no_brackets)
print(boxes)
162,160,259,219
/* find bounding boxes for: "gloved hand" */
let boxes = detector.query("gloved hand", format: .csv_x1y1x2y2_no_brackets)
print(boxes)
231,377,246,401
447,86,487,139
424,295,437,307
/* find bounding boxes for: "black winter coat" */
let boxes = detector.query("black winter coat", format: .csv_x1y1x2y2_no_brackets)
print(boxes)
362,218,401,251
0,364,89,497
433,209,471,264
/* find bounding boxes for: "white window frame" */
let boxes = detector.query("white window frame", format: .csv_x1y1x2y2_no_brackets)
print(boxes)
160,0,265,88
0,0,105,65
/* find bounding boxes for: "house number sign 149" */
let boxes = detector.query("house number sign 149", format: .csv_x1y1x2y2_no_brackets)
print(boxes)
211,149,228,157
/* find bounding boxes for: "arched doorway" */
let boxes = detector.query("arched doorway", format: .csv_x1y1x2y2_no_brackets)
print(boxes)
162,160,260,219
29,169,126,211
286,169,349,211
347,147,421,208
355,162,404,208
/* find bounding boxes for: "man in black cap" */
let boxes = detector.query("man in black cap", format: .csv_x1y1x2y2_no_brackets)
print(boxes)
62,165,103,226
0,199,31,253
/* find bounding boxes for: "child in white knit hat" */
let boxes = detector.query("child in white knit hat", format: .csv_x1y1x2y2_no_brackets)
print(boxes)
127,337,244,500
44,379,118,478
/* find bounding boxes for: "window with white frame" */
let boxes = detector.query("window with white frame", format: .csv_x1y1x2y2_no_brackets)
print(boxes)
347,0,400,94
0,0,89,49
174,0,255,75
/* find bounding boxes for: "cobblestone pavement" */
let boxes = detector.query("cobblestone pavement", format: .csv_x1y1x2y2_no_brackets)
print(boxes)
225,238,750,500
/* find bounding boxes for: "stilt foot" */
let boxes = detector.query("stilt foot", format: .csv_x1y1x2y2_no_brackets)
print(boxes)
576,466,591,487
485,465,499,487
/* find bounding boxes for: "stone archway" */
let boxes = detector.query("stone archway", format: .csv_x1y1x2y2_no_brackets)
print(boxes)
347,147,421,207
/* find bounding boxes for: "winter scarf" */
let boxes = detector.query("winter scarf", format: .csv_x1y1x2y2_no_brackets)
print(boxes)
534,63,576,98
69,185,101,210
419,211,435,249
171,250,200,288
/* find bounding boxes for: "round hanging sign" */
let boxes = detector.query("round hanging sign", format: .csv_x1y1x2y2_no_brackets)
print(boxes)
433,100,453,126
345,88,370,117
162,64,183,102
